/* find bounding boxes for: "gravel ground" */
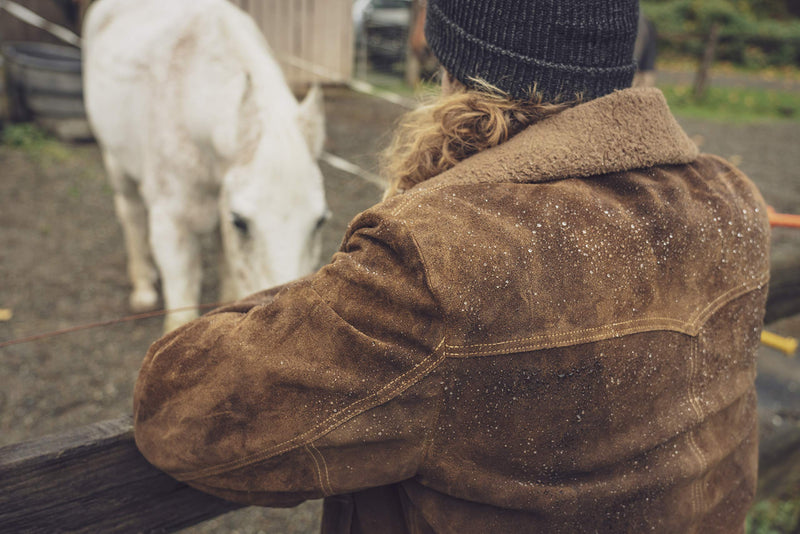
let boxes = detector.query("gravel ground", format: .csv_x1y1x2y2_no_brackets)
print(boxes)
1,83,799,532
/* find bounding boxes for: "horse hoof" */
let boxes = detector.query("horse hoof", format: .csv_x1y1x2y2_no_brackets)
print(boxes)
130,289,159,313
163,310,199,333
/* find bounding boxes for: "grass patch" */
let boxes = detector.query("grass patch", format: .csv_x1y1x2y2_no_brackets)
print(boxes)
747,498,800,533
2,122,50,148
660,84,800,122
658,56,800,82
1,122,72,163
362,69,440,100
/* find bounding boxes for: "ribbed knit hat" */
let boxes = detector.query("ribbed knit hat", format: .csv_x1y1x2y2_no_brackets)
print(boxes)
425,0,640,102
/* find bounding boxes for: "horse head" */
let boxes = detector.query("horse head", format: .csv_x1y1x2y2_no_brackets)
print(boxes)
218,82,328,301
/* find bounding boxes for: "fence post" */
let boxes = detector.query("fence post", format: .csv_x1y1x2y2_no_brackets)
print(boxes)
0,415,243,533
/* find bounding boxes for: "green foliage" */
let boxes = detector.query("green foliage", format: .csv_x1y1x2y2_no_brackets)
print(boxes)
642,0,800,68
746,499,800,533
1,122,50,148
660,84,800,122
1,122,71,162
644,0,799,19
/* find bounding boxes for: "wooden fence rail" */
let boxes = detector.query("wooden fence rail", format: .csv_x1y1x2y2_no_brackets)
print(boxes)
0,416,242,533
2,413,799,532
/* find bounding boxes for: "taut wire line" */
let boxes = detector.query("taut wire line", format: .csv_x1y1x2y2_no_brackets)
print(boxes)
0,303,228,349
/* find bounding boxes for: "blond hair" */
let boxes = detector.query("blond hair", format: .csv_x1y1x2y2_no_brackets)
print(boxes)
381,77,577,198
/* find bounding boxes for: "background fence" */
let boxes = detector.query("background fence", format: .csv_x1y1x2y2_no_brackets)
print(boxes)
229,0,354,88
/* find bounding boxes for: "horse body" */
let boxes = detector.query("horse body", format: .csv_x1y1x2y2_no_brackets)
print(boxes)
83,0,327,331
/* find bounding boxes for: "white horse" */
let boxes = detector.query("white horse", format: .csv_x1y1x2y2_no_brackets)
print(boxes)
83,0,328,331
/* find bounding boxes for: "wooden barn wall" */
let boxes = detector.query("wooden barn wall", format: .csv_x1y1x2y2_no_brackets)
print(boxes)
229,0,353,88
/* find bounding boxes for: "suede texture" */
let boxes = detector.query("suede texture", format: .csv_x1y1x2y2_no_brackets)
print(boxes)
134,88,770,533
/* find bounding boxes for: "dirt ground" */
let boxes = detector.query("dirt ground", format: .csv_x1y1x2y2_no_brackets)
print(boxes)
1,84,800,532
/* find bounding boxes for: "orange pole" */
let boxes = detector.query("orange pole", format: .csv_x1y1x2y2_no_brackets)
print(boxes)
761,207,799,358
767,206,800,228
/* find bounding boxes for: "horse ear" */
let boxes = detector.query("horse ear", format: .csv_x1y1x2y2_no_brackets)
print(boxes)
236,73,261,151
297,83,325,159
212,72,260,160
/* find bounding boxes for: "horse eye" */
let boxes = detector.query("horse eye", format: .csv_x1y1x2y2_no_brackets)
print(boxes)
231,212,249,234
315,210,331,232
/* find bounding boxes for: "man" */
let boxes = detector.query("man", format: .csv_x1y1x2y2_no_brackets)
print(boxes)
134,1,770,532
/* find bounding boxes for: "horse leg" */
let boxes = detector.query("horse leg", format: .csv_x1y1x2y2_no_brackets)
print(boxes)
148,205,202,332
104,151,159,312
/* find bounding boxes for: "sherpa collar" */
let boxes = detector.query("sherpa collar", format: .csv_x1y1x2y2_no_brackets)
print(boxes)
421,87,699,189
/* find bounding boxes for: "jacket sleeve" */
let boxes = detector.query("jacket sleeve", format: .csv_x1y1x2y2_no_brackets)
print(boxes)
133,209,446,506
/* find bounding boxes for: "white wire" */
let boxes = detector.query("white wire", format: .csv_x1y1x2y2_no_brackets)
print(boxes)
321,152,384,188
278,53,417,110
0,0,81,46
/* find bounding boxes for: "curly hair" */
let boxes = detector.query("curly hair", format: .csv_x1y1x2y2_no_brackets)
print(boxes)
381,77,579,199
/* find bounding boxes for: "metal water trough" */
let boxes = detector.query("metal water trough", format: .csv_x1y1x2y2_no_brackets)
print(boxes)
1,41,91,139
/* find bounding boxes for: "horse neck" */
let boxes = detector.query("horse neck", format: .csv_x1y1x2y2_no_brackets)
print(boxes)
221,5,299,116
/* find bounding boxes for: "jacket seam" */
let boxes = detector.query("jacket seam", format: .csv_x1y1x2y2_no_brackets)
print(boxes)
603,377,757,476
384,208,474,468
685,339,707,522
446,317,693,354
400,219,450,332
418,374,447,471
352,203,449,345
698,389,757,468
178,337,448,481
692,273,769,326
305,443,334,496
444,275,768,357
391,192,469,351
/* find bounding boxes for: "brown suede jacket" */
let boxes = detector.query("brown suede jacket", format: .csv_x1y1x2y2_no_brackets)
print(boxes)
134,88,770,533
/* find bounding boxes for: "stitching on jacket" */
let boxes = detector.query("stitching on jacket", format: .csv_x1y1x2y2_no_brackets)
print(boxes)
179,338,447,481
389,198,456,359
387,215,450,476
446,317,690,351
710,388,757,463
444,275,769,357
305,443,334,496
685,340,707,521
397,218,450,337
345,206,447,341
690,273,768,327
419,379,447,471
304,444,329,497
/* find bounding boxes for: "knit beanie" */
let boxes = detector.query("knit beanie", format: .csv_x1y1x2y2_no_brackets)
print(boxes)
425,0,639,102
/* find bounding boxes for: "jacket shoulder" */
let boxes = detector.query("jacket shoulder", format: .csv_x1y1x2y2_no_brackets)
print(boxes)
369,160,770,355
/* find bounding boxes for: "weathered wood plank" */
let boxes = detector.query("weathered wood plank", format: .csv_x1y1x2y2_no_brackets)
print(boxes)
0,415,243,534
1,405,799,532
230,0,354,87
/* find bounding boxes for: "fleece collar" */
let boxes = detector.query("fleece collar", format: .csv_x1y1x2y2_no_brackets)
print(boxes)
422,87,699,189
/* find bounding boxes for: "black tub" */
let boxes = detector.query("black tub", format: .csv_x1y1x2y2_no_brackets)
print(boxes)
2,41,85,122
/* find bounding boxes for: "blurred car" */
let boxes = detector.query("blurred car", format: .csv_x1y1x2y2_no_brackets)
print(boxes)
353,0,412,66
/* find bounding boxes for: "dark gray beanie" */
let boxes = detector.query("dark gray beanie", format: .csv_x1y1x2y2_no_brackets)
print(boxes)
425,0,639,102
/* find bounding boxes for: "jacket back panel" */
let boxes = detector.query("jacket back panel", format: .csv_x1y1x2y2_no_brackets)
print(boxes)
386,155,769,533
